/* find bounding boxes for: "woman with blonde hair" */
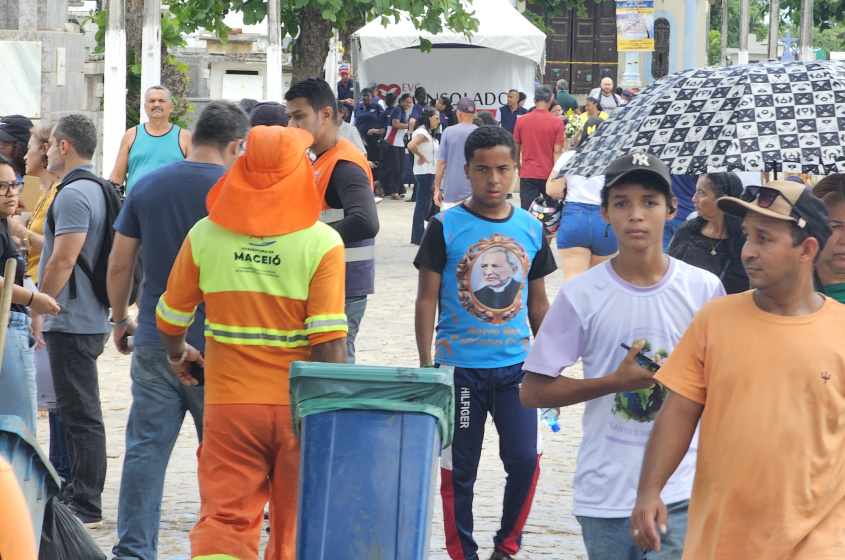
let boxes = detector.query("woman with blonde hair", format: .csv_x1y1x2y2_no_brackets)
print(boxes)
6,122,70,482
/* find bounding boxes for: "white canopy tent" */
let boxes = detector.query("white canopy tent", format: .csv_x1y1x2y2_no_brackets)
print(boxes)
351,0,546,111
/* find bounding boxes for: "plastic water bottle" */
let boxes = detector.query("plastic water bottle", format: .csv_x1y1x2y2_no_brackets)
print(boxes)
540,408,560,433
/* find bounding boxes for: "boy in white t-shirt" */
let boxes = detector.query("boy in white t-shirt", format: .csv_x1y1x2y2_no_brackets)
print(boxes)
520,153,725,559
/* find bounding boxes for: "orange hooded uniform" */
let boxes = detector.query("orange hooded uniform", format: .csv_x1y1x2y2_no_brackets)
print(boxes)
156,126,347,560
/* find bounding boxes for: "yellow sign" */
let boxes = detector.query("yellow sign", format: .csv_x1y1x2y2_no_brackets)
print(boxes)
616,1,655,52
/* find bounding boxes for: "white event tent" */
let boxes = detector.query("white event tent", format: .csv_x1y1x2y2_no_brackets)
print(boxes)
351,0,546,110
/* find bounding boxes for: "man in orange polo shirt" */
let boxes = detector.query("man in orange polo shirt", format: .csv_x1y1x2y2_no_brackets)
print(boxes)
156,125,348,560
631,181,845,559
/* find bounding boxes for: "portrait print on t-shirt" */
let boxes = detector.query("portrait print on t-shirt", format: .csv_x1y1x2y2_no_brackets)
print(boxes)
456,233,529,325
612,334,670,425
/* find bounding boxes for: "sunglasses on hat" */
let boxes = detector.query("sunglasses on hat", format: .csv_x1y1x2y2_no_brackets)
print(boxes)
740,185,807,224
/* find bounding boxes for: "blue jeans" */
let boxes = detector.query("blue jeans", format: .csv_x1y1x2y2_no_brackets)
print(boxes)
412,174,434,245
345,296,367,364
0,312,36,435
576,500,689,560
113,345,204,560
49,412,71,483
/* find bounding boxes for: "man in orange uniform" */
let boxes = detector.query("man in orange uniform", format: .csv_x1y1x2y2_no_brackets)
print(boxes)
156,125,348,560
285,77,379,364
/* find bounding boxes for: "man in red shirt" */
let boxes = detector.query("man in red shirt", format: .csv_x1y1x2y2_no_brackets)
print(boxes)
513,87,565,210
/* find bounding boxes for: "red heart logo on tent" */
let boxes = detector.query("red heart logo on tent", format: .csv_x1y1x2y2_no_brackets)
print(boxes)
377,83,401,98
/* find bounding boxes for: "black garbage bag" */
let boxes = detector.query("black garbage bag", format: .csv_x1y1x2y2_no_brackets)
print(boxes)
39,498,106,560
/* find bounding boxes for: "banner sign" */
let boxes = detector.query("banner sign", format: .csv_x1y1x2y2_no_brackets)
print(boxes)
357,47,536,111
616,1,655,51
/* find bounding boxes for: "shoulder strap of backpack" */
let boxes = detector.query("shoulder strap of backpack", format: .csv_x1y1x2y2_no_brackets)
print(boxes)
45,169,110,300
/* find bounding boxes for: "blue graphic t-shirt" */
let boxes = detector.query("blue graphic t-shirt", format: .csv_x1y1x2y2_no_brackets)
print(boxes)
414,204,556,368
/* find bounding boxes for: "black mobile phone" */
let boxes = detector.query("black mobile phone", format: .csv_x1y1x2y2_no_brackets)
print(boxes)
58,305,70,314
190,359,205,386
620,343,661,372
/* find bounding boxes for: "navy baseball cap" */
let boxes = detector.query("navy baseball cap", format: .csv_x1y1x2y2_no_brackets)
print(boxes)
249,102,288,127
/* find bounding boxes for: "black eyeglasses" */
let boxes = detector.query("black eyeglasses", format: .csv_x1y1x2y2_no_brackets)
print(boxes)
740,186,806,222
0,181,24,196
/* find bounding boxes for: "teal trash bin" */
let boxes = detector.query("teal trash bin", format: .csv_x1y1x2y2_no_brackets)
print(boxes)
290,363,454,560
0,414,61,549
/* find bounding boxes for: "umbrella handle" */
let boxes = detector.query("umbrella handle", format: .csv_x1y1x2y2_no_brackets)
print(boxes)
0,259,19,365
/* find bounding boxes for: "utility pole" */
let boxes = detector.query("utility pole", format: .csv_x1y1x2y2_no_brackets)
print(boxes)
768,0,780,60
266,0,283,101
799,0,814,61
738,0,749,64
103,0,126,177
720,0,728,65
140,0,163,123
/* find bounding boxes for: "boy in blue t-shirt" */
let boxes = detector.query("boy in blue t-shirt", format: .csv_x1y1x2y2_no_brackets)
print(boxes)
415,126,557,560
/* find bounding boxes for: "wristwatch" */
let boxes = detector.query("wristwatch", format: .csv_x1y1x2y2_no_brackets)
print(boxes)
109,315,132,330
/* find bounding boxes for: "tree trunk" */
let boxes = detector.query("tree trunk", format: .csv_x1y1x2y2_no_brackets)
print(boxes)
125,0,144,125
291,6,333,84
337,19,363,62
160,42,189,123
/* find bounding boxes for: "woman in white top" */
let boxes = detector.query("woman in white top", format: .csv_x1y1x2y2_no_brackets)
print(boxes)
546,148,618,282
406,107,440,245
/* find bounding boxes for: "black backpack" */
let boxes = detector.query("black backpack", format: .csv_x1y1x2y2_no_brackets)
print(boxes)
46,168,142,309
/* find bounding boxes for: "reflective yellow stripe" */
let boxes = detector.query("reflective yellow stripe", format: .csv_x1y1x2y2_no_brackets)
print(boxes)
204,322,311,347
156,297,195,328
304,314,348,333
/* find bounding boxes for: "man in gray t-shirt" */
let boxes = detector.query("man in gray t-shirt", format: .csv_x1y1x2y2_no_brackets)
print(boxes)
588,77,621,115
39,115,110,524
39,168,108,334
434,97,478,208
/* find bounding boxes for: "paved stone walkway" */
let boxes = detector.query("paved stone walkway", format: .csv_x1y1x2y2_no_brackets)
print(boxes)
35,196,588,559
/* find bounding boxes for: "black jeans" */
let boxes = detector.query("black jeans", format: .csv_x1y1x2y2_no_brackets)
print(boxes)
519,178,546,210
379,143,407,196
45,331,108,518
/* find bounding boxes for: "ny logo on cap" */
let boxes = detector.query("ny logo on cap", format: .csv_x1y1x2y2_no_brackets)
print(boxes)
632,153,650,166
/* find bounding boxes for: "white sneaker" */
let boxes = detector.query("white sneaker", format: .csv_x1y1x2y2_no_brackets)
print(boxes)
374,196,383,204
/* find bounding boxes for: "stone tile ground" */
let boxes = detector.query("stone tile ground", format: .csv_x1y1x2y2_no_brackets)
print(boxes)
36,197,588,559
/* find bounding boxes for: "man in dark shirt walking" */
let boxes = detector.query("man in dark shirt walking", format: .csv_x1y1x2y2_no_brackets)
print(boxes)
496,89,528,135
287,78,380,363
555,79,579,114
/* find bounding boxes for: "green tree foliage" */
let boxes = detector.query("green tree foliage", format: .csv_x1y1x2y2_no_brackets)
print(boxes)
709,0,770,48
168,0,480,47
708,29,721,66
778,0,844,30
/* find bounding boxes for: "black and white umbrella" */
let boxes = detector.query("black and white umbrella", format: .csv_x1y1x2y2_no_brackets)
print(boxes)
561,60,845,177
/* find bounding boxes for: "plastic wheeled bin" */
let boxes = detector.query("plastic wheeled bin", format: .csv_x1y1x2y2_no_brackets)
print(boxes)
0,415,61,549
290,363,454,560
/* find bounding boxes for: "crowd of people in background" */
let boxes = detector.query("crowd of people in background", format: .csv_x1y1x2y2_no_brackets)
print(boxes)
2,64,845,560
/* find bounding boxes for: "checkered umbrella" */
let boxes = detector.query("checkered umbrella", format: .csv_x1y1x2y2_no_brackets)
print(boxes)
560,60,845,178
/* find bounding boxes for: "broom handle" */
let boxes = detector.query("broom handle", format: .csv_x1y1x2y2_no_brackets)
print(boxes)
0,259,19,366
